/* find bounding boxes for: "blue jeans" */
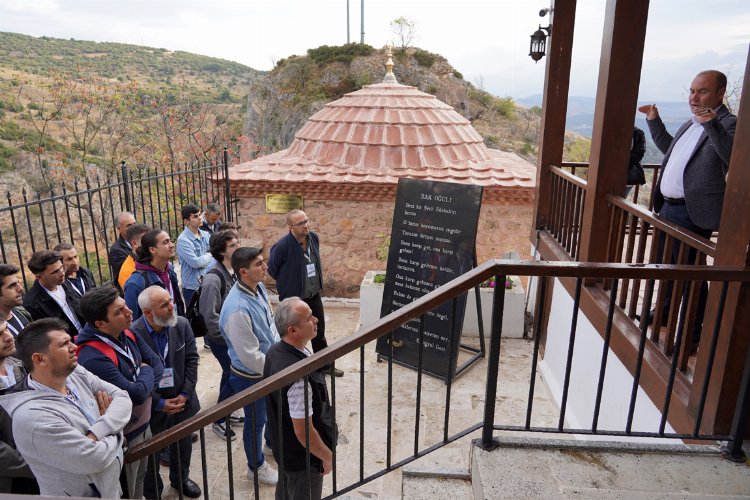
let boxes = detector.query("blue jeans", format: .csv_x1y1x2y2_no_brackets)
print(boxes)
229,372,268,470
207,338,236,424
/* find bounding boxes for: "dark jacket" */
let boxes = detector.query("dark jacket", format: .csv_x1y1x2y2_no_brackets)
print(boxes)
649,104,736,231
264,340,335,472
267,231,323,300
0,367,35,494
109,235,131,284
627,127,647,186
198,260,234,345
65,266,97,297
123,262,185,319
22,280,84,338
130,315,200,420
76,324,164,440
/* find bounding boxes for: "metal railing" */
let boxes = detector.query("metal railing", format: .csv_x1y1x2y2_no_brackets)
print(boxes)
127,260,750,499
0,150,236,288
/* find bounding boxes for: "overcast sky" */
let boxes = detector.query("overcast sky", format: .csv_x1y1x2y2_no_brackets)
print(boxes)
0,0,747,103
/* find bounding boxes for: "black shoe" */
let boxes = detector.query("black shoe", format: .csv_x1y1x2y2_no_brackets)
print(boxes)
159,449,170,467
171,479,201,498
318,365,344,377
637,309,668,327
191,431,198,443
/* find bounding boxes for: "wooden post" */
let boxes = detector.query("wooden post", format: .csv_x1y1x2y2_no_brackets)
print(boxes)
690,45,750,433
577,0,649,262
532,0,576,231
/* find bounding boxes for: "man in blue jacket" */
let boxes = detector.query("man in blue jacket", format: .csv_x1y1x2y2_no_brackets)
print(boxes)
268,210,343,377
176,204,212,306
220,247,280,485
76,286,164,499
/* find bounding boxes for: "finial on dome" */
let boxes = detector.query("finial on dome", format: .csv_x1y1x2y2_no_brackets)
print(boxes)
383,44,398,84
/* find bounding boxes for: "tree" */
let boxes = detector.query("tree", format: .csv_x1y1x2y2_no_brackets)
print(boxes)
390,17,417,52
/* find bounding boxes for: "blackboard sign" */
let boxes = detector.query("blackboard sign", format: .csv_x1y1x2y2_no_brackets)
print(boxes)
375,178,483,380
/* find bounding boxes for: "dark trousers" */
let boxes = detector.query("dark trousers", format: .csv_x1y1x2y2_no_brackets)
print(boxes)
144,413,193,497
206,337,236,424
303,293,327,353
656,203,713,342
276,468,323,500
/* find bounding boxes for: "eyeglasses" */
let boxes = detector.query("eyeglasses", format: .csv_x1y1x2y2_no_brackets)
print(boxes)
291,219,310,227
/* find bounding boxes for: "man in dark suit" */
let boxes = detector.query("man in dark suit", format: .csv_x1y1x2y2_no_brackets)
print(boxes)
109,212,136,285
132,285,201,499
22,250,84,337
54,243,96,297
638,69,736,344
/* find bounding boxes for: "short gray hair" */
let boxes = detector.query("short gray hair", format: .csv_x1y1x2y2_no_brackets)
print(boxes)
275,297,304,337
115,211,134,228
205,203,221,214
285,209,305,225
138,285,167,313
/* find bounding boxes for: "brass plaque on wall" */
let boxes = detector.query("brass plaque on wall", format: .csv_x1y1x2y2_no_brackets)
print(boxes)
265,194,304,214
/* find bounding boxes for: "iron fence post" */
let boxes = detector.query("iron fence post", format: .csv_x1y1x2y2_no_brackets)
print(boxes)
223,146,232,222
121,160,132,214
480,275,505,450
724,338,750,462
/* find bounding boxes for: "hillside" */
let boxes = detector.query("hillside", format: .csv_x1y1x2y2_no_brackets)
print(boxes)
0,32,261,189
243,44,542,161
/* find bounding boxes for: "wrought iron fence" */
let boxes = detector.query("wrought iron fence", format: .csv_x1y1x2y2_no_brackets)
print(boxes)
0,149,236,289
127,260,750,500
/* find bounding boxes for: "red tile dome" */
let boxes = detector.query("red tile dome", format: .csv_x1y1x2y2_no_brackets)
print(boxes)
230,66,535,197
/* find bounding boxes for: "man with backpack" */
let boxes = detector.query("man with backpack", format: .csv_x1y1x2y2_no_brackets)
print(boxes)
123,229,184,320
198,230,241,440
76,286,164,499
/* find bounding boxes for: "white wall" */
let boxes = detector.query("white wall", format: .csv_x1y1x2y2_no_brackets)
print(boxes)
539,278,678,442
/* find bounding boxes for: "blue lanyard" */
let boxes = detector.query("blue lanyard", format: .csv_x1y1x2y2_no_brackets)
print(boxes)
28,377,98,425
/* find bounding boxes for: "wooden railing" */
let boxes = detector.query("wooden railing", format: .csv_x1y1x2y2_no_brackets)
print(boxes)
560,161,661,211
547,166,587,259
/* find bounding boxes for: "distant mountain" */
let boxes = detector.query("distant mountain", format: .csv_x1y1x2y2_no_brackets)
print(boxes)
517,94,693,164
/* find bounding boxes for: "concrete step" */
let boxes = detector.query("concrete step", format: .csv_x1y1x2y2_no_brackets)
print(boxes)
471,436,750,499
402,466,473,500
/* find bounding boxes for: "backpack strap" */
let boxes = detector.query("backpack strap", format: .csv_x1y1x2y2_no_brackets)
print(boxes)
206,268,228,297
76,341,119,367
124,328,137,343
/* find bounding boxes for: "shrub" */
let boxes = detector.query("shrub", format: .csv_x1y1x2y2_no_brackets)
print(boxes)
452,70,463,79
307,43,374,65
412,49,437,68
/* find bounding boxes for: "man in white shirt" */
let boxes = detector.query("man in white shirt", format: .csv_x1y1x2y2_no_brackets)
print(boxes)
638,70,736,344
23,251,84,338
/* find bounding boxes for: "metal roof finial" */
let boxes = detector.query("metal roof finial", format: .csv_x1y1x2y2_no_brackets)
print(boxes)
383,44,398,84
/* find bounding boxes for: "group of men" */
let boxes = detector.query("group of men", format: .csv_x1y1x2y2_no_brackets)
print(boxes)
0,202,338,500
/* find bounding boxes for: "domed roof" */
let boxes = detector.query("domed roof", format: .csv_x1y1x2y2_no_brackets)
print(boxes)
230,58,535,201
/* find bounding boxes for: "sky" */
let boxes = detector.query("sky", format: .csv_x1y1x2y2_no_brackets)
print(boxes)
0,0,747,103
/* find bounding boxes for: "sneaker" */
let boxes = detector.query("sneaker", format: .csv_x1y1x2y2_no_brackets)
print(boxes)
263,444,273,456
203,342,211,351
228,414,245,427
212,421,236,441
250,461,278,485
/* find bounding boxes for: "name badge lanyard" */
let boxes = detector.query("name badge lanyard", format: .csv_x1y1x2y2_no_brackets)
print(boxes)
6,314,26,337
95,334,140,381
68,277,86,296
28,377,98,425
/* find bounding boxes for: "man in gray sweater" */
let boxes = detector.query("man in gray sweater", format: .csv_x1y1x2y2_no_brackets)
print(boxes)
0,318,132,498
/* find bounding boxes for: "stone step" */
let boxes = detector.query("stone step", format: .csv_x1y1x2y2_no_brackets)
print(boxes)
402,466,473,500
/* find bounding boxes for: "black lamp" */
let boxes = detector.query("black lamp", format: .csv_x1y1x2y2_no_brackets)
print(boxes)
529,8,552,62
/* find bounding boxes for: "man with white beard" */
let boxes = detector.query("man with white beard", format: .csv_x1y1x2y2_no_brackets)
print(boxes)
131,286,201,499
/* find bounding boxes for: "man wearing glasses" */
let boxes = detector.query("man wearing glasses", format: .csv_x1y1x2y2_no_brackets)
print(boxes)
23,251,84,338
268,210,343,377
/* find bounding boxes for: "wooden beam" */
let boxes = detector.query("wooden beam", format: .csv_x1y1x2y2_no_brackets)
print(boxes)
690,44,750,433
578,0,649,262
533,0,577,231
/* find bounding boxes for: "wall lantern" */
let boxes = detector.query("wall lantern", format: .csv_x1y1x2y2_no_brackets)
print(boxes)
529,8,552,62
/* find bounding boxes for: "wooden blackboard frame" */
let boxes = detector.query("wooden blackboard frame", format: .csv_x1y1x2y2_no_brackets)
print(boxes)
375,178,485,383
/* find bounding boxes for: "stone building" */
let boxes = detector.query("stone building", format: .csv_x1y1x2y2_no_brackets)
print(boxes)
229,53,535,297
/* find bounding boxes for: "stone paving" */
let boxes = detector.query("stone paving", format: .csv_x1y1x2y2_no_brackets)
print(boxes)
152,302,560,499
